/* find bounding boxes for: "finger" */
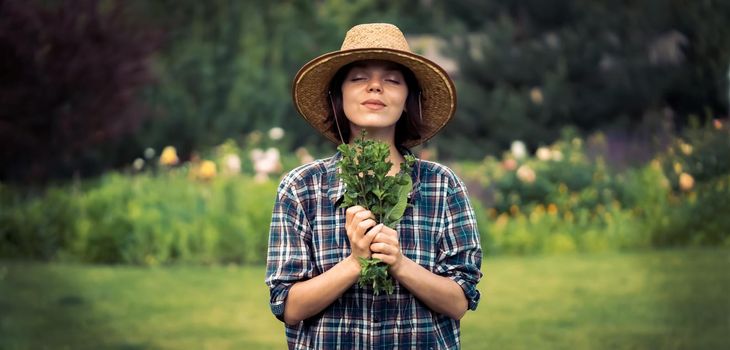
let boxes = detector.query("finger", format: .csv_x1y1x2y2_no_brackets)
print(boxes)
379,226,398,237
346,206,365,222
369,242,391,254
371,253,394,265
354,210,373,222
355,219,377,237
372,234,398,245
362,223,383,243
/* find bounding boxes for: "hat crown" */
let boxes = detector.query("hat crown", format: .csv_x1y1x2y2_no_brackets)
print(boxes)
340,23,412,52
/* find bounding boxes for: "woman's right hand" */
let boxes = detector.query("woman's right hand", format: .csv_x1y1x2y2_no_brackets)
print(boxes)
345,206,383,260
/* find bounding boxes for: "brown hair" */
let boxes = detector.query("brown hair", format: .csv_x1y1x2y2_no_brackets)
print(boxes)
327,61,423,146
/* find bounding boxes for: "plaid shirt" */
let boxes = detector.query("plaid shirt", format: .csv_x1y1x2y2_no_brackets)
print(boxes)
265,152,482,350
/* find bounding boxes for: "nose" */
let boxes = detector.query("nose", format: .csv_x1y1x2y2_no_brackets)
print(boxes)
367,79,382,93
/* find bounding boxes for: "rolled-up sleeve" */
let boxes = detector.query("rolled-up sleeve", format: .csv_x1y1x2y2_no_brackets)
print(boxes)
265,184,313,322
434,177,483,311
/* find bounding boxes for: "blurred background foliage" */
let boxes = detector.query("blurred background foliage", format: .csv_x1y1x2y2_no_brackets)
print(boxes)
1,0,730,264
2,0,728,182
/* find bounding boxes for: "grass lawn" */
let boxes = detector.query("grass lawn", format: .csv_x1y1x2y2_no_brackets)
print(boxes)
1,248,728,349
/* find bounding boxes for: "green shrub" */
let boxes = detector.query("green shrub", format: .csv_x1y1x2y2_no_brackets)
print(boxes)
0,186,80,260
1,171,277,265
651,175,730,246
661,119,730,189
460,124,730,256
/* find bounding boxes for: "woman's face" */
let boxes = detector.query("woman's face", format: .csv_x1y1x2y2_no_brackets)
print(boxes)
341,60,408,136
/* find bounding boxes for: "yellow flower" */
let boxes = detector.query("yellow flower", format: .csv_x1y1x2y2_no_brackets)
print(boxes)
198,160,217,181
650,159,662,171
529,208,545,223
596,204,605,215
558,183,568,194
679,142,693,155
536,147,552,161
529,87,544,104
564,211,574,223
611,200,621,210
603,212,613,224
547,203,558,215
495,213,510,228
673,162,682,174
487,208,498,219
160,146,179,166
679,172,694,191
534,204,546,215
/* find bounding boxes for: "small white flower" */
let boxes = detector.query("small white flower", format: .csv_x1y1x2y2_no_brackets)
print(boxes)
265,147,280,160
223,154,241,174
144,147,155,159
133,158,145,171
268,127,285,141
511,141,527,160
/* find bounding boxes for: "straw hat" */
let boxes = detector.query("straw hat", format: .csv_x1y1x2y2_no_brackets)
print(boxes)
292,23,456,147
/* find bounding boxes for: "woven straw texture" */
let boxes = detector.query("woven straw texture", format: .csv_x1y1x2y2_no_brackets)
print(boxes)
292,23,456,147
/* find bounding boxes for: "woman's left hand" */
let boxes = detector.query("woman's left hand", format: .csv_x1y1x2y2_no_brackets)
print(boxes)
370,226,404,269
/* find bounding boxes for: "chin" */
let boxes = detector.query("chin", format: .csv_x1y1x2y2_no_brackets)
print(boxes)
351,117,399,128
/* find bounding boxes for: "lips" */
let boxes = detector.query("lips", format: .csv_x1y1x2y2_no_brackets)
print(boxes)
362,99,386,110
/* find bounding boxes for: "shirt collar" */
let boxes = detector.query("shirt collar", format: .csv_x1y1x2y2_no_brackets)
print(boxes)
325,152,345,205
325,147,422,206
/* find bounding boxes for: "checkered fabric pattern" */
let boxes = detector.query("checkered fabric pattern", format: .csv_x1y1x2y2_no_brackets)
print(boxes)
265,152,482,350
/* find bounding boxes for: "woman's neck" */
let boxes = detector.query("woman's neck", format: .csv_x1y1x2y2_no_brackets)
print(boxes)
350,126,405,176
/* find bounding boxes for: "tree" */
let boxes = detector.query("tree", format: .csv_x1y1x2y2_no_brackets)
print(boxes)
133,0,443,160
0,0,159,183
430,0,730,159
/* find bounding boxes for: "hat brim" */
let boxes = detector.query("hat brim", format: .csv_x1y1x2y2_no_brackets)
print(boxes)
292,48,456,148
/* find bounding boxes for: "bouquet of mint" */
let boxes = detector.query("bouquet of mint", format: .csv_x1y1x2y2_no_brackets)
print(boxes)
337,131,415,295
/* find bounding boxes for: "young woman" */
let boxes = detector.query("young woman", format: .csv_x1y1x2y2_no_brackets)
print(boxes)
266,23,482,349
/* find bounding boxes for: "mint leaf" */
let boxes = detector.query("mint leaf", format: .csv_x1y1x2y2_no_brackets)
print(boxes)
336,130,415,295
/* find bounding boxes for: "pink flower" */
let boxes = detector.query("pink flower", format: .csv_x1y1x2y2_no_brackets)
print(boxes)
714,119,723,130
223,154,241,174
252,147,282,177
295,147,314,164
502,158,517,171
517,165,536,184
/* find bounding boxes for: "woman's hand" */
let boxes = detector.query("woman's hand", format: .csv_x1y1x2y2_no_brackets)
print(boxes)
345,206,383,260
370,225,404,269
